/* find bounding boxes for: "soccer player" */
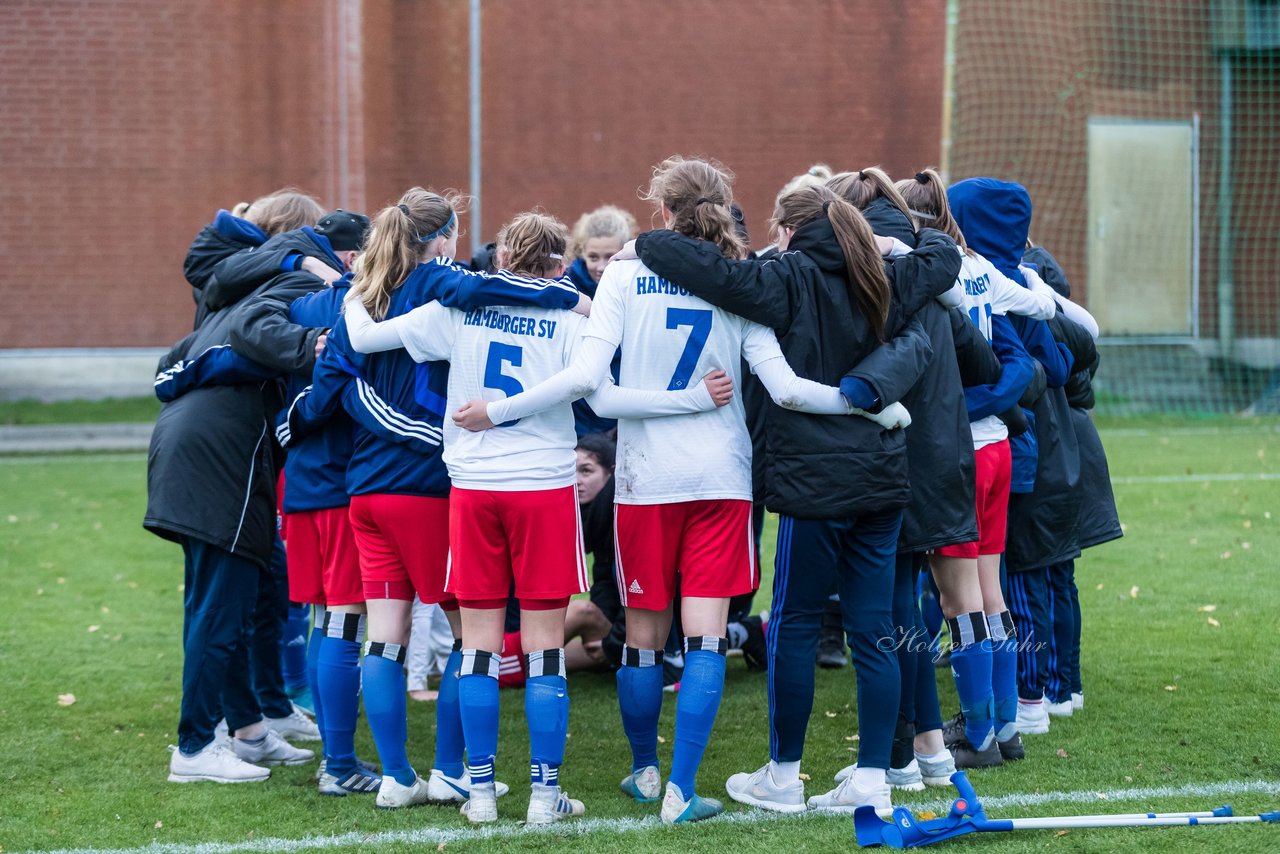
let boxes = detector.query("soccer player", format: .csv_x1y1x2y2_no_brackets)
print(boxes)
345,210,734,825
450,159,910,824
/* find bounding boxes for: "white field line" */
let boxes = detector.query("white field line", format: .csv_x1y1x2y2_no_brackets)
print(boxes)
27,779,1280,854
1111,472,1280,484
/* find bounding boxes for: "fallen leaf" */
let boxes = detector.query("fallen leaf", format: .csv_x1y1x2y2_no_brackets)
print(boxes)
657,735,666,743
155,820,163,829
6,515,16,523
1095,583,1104,591
918,811,937,821
1124,775,1133,782
798,773,810,781
1164,685,1178,692
1198,604,1217,612
1055,830,1070,837
1189,537,1198,545
88,625,100,633
844,734,860,742
1220,551,1232,560
101,606,109,614
57,577,66,584
57,693,76,706
1266,512,1272,520
1056,748,1069,758
176,584,185,593
1242,542,1251,550
1207,617,1221,627
437,844,446,852
36,589,43,595
824,711,837,718
1096,792,1109,800
127,581,138,589
1243,519,1252,529
1129,585,1140,599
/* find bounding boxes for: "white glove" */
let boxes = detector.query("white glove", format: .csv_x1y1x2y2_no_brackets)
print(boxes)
854,400,911,431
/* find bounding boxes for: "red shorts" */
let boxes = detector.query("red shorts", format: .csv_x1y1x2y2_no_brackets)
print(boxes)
283,506,363,606
937,439,1012,559
498,631,526,689
614,499,757,610
349,493,453,604
446,485,588,602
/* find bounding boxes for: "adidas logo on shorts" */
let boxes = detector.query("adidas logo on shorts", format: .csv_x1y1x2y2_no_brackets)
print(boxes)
629,579,644,595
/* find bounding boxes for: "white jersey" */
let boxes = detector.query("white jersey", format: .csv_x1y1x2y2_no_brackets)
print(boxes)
586,258,784,505
398,302,585,491
955,252,1056,449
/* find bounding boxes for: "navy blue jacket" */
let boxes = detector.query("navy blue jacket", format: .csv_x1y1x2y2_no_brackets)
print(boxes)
203,227,345,316
184,210,268,329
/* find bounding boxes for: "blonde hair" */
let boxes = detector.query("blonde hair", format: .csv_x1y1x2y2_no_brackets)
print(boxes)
498,212,569,279
642,156,745,260
895,168,971,253
772,184,891,340
570,205,635,259
347,187,461,320
827,168,912,222
779,163,833,197
244,189,324,237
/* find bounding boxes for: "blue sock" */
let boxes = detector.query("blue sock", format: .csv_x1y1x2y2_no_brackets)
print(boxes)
617,647,663,772
988,611,1019,741
362,642,414,786
305,616,325,735
281,602,311,692
433,644,466,778
525,649,568,786
669,638,727,800
948,613,994,750
457,650,499,785
319,612,364,777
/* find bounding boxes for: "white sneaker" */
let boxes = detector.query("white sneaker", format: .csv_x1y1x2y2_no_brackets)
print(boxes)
915,751,958,787
233,730,315,766
461,782,498,824
1071,692,1084,710
807,775,892,817
427,768,510,803
375,773,431,809
660,782,725,824
168,741,270,783
265,708,322,742
526,782,585,825
724,764,806,814
214,719,230,745
620,765,662,802
1015,698,1051,734
1046,698,1074,717
835,761,924,792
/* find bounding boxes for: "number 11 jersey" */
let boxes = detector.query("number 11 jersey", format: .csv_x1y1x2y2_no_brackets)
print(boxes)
587,257,781,506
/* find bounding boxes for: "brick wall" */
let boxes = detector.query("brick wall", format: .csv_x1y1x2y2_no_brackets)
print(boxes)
0,0,945,348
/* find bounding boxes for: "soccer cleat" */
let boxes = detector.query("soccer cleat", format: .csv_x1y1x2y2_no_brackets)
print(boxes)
620,765,662,802
316,756,380,781
460,782,498,824
835,760,925,792
168,741,270,784
287,684,315,717
998,732,1026,761
1016,698,1051,735
1046,698,1074,717
916,751,958,787
660,782,725,824
815,629,847,668
942,712,966,748
375,773,431,809
1071,691,1084,710
724,764,807,814
265,708,322,742
427,768,510,804
526,782,585,825
806,775,892,817
950,735,1004,770
319,766,382,796
233,730,315,766
739,615,768,672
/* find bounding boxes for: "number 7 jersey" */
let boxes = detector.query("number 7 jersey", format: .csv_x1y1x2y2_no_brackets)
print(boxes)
587,257,780,505
397,301,587,492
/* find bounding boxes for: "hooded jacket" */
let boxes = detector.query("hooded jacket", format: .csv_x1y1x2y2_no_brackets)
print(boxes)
636,220,958,519
202,227,346,317
183,210,269,329
950,178,1080,571
860,198,987,552
144,271,327,567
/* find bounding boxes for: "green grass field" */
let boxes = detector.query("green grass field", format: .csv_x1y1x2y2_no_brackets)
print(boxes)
2,418,1279,853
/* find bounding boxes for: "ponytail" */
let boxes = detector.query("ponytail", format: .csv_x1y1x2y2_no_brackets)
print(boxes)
772,185,891,341
826,167,912,222
894,167,971,254
643,156,746,260
498,212,570,279
347,187,458,320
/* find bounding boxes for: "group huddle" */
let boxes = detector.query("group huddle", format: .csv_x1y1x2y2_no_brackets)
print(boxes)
144,154,1121,827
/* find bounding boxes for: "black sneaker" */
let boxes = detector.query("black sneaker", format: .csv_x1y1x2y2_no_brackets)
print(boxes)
739,615,768,672
942,713,966,748
997,732,1025,761
816,629,848,668
951,736,1004,770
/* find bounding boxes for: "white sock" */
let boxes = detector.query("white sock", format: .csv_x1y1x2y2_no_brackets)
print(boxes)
915,749,951,764
852,766,886,789
769,760,801,786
